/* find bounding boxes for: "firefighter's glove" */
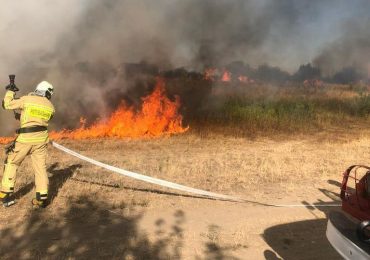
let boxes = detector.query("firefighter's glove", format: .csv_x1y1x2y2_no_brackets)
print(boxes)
5,83,19,92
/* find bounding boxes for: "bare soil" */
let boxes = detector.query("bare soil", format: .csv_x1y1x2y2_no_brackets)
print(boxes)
1,131,365,259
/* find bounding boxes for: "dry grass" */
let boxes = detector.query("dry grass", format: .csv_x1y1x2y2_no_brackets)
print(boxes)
0,129,370,258
46,129,370,197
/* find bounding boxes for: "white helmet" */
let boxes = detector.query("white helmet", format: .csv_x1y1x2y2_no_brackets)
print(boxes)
35,81,54,99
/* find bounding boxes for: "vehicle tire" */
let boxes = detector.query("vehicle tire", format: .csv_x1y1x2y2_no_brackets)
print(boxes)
357,220,370,244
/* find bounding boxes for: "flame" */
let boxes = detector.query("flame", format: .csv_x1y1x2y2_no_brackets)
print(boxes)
204,68,255,84
238,75,248,83
204,68,217,81
221,70,231,82
0,78,188,144
0,137,13,144
238,75,255,84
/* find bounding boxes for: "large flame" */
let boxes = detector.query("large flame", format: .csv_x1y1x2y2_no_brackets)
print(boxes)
0,78,188,144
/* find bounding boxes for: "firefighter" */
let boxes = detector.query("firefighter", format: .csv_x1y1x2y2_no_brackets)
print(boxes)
0,80,55,208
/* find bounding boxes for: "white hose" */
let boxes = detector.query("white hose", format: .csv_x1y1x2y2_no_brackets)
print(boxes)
51,141,341,208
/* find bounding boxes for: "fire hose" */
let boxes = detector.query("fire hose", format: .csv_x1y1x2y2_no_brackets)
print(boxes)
51,141,341,208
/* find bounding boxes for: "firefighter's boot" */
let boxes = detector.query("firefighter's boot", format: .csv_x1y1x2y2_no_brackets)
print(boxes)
31,192,48,209
0,191,15,207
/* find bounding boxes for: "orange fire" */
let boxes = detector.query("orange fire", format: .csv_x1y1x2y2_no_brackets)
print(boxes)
0,137,12,144
0,78,188,144
221,70,231,82
204,68,217,81
238,75,255,84
238,75,248,83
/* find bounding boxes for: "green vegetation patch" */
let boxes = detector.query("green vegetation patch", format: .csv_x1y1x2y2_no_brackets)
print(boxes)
192,94,370,133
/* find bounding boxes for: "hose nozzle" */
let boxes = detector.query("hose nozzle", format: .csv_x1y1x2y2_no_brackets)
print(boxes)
9,75,15,84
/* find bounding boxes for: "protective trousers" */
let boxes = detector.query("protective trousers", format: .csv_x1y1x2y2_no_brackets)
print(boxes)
1,142,48,200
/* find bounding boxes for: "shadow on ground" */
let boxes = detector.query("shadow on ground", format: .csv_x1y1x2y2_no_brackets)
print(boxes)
70,177,228,202
0,194,235,259
0,195,184,259
48,163,82,202
14,163,82,202
200,241,241,260
263,184,343,260
263,218,339,260
1,162,242,259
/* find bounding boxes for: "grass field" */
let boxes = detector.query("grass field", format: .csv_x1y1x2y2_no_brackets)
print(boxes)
0,83,370,259
185,82,370,136
1,129,370,259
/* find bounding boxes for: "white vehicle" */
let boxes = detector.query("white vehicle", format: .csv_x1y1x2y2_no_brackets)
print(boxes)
326,165,370,259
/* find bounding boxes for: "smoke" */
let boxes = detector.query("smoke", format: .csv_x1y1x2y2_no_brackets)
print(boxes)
314,16,370,77
0,0,369,134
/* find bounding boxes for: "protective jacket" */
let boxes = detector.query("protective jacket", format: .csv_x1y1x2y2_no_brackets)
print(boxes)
3,90,55,144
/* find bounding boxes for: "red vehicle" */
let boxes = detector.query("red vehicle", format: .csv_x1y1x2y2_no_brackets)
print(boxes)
326,165,370,259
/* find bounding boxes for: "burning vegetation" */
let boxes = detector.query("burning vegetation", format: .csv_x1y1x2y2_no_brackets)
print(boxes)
2,61,370,144
0,78,188,144
51,78,188,140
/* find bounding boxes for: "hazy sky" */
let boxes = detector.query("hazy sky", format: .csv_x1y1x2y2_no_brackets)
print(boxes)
0,0,368,76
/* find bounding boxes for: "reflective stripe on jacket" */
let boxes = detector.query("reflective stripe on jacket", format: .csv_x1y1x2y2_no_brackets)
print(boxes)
3,91,55,144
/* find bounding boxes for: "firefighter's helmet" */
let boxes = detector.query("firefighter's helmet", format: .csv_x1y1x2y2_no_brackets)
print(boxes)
35,81,54,99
